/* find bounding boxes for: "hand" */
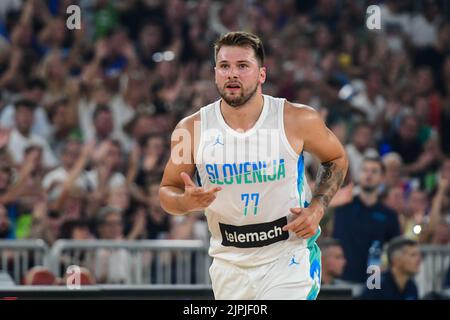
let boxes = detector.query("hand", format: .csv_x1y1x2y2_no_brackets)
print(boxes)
282,204,324,239
180,172,221,212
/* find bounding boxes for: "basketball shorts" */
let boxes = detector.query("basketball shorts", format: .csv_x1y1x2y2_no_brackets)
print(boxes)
209,243,321,300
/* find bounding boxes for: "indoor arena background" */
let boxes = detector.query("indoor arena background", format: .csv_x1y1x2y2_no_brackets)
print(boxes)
0,0,450,300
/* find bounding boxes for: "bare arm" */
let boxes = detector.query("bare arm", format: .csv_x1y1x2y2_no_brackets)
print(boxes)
419,178,448,243
283,103,348,239
159,114,221,215
301,107,348,212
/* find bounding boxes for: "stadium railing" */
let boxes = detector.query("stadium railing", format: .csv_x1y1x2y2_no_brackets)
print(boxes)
0,239,49,284
416,245,450,298
48,239,212,285
2,240,450,297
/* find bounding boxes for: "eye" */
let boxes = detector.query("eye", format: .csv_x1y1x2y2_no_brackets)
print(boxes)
220,64,229,69
239,64,248,69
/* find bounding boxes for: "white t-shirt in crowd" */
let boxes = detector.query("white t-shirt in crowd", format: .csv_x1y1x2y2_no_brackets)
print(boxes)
7,128,58,168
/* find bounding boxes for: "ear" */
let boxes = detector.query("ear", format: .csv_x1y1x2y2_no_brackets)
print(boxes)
259,66,266,84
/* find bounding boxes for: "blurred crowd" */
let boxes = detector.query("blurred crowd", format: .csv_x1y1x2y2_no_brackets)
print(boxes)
0,0,449,291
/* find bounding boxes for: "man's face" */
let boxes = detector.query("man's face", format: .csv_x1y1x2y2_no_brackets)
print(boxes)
215,45,266,107
353,126,372,150
104,143,122,170
359,161,383,191
94,111,113,137
323,245,346,277
397,245,422,276
384,187,405,213
62,142,81,169
15,107,34,133
408,191,428,214
399,117,419,142
99,213,123,239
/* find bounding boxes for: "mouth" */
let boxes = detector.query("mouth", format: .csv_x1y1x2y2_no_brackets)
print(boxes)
225,83,241,91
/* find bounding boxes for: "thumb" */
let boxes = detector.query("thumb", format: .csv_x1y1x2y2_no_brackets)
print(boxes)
180,172,196,188
290,207,303,216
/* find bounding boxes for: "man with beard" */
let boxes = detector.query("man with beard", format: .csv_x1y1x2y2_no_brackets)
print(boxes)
159,32,348,299
333,157,401,285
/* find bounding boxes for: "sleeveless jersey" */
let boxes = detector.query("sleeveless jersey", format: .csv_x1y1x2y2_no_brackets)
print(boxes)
195,94,315,267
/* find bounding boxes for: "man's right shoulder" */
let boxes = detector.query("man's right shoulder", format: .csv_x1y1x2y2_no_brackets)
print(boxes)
175,111,201,131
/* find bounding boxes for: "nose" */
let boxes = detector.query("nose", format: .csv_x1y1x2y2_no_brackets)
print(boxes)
227,66,239,79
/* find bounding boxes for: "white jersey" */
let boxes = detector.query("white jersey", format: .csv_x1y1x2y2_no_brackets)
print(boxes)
195,94,316,267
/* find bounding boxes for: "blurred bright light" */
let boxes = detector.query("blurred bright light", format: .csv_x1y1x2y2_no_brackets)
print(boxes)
413,225,422,235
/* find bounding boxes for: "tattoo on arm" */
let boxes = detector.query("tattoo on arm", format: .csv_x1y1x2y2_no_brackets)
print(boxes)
312,160,346,209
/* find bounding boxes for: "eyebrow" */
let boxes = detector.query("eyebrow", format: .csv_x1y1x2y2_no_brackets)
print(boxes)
217,59,253,64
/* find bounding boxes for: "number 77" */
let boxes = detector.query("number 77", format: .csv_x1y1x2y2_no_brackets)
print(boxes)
241,193,259,216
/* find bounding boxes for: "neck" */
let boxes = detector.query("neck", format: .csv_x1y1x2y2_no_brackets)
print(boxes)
359,190,378,206
391,267,410,292
220,92,264,132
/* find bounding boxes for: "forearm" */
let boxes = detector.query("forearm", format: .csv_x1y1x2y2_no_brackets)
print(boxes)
310,156,348,212
159,186,189,215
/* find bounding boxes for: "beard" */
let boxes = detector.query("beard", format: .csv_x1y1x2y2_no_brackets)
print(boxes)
216,82,259,108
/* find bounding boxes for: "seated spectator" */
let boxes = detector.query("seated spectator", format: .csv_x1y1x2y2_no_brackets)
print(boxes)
319,238,347,286
360,237,421,300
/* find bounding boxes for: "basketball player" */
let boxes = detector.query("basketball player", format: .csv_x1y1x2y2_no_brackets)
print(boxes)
159,32,348,300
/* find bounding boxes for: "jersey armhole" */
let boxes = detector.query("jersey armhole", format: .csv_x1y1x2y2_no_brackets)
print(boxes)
278,100,301,159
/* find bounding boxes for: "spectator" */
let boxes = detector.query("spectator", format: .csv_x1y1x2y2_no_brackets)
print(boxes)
94,206,132,284
345,121,379,183
90,104,115,145
360,237,421,300
319,238,347,286
42,139,89,194
0,77,51,139
333,156,401,284
6,99,58,169
350,67,386,125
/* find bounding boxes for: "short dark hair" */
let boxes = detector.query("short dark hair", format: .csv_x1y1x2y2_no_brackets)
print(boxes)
362,156,386,174
387,236,418,267
93,104,111,120
96,207,122,228
214,31,265,66
25,77,47,91
14,98,36,111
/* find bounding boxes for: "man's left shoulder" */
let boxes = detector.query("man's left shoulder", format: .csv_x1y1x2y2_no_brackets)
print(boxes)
284,101,322,124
